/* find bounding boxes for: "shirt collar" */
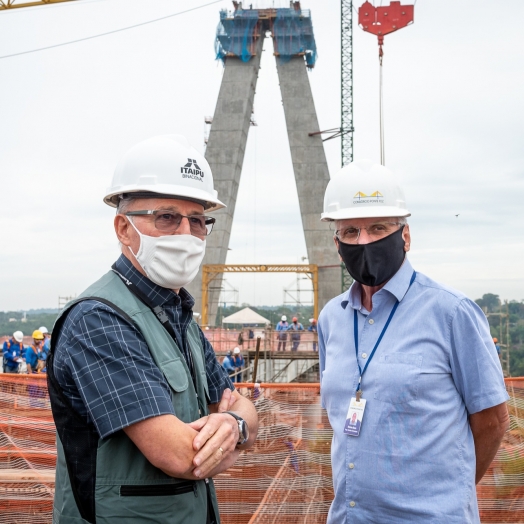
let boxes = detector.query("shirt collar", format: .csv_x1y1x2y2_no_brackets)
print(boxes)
342,257,414,311
114,254,195,310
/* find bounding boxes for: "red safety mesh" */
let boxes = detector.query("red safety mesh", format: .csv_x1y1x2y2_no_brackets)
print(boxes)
0,376,523,523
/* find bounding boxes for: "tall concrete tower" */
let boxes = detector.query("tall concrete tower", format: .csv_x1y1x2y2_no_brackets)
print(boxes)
186,2,341,324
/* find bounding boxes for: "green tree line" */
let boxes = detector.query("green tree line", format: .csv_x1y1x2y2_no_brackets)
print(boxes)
2,295,523,377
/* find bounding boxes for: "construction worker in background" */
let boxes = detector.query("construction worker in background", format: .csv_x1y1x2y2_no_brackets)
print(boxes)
232,347,245,383
2,331,24,373
39,326,51,353
47,135,258,524
318,160,509,523
25,330,45,374
222,350,236,378
288,317,304,351
276,315,289,351
493,337,501,357
308,318,318,352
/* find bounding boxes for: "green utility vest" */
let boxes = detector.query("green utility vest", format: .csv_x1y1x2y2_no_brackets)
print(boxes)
51,271,220,524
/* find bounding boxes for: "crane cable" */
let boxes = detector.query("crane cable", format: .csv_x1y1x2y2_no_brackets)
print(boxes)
379,47,385,166
0,0,223,60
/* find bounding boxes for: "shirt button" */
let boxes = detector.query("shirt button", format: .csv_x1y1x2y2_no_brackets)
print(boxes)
348,463,355,469
368,319,374,324
361,353,367,359
350,501,356,507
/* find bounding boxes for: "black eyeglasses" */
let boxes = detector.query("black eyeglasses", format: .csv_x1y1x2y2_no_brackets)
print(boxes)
125,210,215,236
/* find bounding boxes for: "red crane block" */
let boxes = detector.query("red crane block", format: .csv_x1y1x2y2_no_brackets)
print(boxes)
359,1,414,48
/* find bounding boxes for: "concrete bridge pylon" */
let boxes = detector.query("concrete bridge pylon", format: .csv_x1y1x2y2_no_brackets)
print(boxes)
186,6,341,324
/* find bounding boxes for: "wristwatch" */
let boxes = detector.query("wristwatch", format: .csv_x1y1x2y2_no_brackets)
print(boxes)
224,411,249,446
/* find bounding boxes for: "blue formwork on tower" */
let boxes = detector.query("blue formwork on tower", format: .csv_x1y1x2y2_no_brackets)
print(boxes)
215,5,317,68
273,8,317,67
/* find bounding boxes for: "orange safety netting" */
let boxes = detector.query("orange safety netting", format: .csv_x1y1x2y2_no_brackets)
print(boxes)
477,378,524,523
0,376,523,523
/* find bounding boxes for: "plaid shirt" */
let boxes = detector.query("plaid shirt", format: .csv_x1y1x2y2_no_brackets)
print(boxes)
53,254,233,439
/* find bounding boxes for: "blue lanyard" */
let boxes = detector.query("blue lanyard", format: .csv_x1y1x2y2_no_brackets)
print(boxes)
353,271,416,397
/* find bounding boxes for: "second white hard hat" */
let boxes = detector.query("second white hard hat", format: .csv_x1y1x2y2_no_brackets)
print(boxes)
233,347,241,354
13,331,24,343
281,315,287,321
321,159,410,221
39,326,49,334
104,135,226,211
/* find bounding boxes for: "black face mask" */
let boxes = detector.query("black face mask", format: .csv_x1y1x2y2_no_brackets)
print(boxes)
338,226,406,287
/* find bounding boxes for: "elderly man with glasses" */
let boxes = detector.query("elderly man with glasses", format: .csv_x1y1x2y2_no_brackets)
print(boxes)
47,135,258,524
318,160,509,524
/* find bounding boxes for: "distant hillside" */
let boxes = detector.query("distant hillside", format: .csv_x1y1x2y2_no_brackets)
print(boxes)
0,311,59,337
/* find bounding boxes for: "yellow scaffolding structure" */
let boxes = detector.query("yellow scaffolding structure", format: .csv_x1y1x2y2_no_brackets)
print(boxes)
0,0,76,9
201,264,319,326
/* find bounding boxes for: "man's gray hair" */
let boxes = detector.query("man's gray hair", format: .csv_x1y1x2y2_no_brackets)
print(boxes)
333,216,409,230
116,196,136,215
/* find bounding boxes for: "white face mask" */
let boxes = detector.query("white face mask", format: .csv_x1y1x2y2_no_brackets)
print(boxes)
127,219,206,290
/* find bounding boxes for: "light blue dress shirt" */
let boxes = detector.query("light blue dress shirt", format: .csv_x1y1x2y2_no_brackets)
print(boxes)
318,258,508,523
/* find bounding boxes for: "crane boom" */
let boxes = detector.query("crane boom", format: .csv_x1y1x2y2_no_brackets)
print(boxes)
0,0,77,10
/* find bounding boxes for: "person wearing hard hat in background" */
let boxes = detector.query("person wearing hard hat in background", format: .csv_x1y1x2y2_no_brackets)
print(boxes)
25,330,45,374
318,160,509,523
2,331,24,373
288,317,304,351
39,326,51,353
307,318,318,352
47,135,258,524
276,315,289,351
232,347,245,383
221,350,236,378
493,337,501,357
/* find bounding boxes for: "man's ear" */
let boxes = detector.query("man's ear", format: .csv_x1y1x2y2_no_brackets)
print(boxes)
115,215,132,246
402,224,411,253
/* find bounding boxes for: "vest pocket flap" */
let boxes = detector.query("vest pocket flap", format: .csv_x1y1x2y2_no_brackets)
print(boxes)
161,358,189,392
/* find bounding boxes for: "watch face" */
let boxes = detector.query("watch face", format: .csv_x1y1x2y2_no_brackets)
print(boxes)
238,420,248,444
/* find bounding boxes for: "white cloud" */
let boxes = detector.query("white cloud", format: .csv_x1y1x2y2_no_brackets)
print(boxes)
0,0,522,310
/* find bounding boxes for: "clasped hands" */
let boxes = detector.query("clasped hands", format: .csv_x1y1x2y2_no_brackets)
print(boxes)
187,388,239,478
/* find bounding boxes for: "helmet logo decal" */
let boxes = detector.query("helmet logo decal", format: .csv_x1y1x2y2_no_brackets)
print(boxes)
353,191,384,204
181,159,204,182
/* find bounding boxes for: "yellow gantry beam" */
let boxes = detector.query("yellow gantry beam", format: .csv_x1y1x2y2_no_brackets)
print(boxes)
201,264,319,326
0,0,77,10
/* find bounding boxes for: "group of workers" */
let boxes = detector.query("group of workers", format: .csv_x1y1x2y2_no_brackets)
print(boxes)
276,315,317,351
35,134,507,524
1,328,50,374
221,347,245,382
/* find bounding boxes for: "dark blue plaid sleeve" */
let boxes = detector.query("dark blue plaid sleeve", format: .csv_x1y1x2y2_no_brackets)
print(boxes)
54,300,175,439
198,328,235,404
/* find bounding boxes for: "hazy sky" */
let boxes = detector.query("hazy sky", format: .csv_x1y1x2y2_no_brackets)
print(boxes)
0,0,523,312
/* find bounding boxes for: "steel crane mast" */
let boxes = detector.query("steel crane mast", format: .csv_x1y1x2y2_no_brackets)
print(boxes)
341,0,354,167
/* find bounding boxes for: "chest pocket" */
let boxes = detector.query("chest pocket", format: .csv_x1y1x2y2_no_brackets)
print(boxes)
161,357,189,392
373,353,423,404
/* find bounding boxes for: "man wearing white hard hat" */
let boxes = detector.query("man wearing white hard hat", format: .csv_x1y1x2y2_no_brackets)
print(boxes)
276,315,289,351
2,331,24,373
39,326,51,353
47,135,258,524
232,347,245,383
318,160,508,523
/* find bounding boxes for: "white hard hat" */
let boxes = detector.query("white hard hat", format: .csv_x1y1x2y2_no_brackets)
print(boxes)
39,326,49,334
233,347,240,354
281,315,287,321
13,331,24,343
104,135,226,212
321,159,410,221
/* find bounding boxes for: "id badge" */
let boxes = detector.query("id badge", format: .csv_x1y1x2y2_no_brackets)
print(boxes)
344,397,366,437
